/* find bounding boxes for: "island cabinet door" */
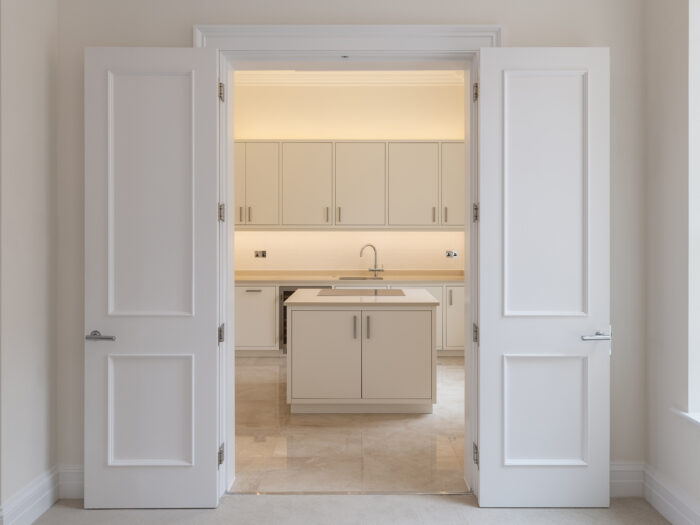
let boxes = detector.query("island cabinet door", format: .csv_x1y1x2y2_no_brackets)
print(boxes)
362,310,432,399
291,310,361,399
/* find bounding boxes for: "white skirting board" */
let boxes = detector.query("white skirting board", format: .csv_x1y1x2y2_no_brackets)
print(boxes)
644,466,700,525
0,467,58,525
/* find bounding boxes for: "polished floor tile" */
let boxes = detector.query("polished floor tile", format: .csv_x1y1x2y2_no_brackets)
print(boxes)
232,356,467,493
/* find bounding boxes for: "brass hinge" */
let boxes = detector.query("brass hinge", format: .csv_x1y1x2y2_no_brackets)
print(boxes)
218,323,225,343
218,443,225,468
218,81,225,102
218,203,226,222
472,203,479,222
472,323,479,343
473,442,479,467
472,82,479,102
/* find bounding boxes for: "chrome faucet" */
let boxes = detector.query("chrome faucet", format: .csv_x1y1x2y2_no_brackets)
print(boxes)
360,243,384,278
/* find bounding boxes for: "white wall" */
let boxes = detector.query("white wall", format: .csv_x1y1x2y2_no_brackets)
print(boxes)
55,0,647,471
645,0,700,510
0,0,58,504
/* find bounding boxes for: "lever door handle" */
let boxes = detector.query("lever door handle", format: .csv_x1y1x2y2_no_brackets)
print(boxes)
85,330,116,341
581,331,611,341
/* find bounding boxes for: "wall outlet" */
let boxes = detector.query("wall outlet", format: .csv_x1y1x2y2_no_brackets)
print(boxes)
446,250,458,258
255,250,267,258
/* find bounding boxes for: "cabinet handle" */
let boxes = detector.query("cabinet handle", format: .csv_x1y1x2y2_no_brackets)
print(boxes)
245,289,262,293
353,315,357,339
444,207,448,223
337,206,341,223
239,206,244,222
248,207,252,222
432,207,436,223
325,207,329,223
449,289,453,305
366,315,371,339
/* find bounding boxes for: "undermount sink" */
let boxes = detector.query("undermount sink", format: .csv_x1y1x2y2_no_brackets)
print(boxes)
318,289,405,297
337,276,384,280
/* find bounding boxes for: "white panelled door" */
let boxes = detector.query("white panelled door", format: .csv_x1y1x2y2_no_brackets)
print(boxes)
84,48,219,508
477,48,610,507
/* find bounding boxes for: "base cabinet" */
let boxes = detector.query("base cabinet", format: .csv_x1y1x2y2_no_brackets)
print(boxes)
235,285,277,349
445,285,465,349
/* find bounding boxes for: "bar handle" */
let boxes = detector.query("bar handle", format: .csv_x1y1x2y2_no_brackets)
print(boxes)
432,207,436,223
444,206,448,223
239,206,244,223
337,206,341,223
353,315,357,339
366,315,371,339
325,207,329,223
449,289,453,305
245,289,262,293
248,207,252,222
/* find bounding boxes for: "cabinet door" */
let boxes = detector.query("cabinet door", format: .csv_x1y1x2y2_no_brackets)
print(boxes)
388,142,439,225
362,310,432,399
335,142,386,225
246,142,279,225
441,142,467,225
291,310,361,399
282,142,332,225
395,286,443,349
445,285,465,349
235,286,277,348
233,142,246,224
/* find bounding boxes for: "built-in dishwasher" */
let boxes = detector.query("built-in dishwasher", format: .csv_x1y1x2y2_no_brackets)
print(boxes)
279,285,331,353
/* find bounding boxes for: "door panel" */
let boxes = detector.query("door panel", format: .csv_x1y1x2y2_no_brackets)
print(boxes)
246,142,279,225
335,142,386,225
282,142,332,225
290,310,361,399
234,142,246,224
362,310,431,399
478,47,610,507
441,142,467,225
388,142,439,225
84,47,219,508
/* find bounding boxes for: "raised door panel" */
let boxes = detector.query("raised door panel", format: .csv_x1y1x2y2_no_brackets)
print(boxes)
388,142,439,226
362,310,432,399
235,286,277,348
234,142,246,224
291,310,361,399
246,142,279,225
335,142,386,225
396,286,443,349
282,142,332,225
441,142,467,225
445,285,465,349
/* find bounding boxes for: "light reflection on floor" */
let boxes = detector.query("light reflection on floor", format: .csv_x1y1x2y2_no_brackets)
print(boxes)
232,356,466,493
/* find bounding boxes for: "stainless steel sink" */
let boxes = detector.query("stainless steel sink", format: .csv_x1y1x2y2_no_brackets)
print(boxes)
337,276,384,280
318,289,404,297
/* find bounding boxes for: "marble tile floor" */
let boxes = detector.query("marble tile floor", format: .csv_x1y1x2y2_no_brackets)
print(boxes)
232,356,467,494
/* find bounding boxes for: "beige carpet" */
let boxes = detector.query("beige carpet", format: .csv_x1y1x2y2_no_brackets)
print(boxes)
37,496,668,525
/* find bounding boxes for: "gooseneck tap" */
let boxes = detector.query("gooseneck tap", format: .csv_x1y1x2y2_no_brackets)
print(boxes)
360,243,384,278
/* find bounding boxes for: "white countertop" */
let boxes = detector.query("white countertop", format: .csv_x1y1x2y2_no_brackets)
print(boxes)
284,287,440,307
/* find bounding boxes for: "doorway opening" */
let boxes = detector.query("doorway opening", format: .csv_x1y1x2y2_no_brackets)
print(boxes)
226,67,472,493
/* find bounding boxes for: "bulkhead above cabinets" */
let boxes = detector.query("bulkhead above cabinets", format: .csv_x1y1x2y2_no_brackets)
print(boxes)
233,140,468,230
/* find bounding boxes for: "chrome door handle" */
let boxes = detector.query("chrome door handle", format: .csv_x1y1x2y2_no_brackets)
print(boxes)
85,330,116,341
581,331,611,341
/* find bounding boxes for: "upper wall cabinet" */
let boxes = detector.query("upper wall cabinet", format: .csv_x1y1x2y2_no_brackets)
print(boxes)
234,142,279,225
335,142,386,226
441,142,467,226
388,142,440,226
282,142,333,225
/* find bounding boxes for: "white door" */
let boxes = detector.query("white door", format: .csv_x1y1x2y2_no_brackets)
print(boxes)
246,142,279,225
388,142,439,225
84,47,220,508
282,142,332,225
477,47,610,507
335,142,386,225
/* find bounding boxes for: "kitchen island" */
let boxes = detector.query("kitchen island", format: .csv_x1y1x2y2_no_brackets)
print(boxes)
284,288,439,414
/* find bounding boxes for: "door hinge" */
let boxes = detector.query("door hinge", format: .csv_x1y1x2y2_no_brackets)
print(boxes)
472,82,479,102
218,443,225,468
218,81,225,102
218,323,225,343
473,442,479,467
472,323,479,343
218,203,226,222
472,203,479,222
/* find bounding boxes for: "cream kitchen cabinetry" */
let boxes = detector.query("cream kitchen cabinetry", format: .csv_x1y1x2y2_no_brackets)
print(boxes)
282,142,333,225
234,285,277,349
234,142,279,225
335,142,386,225
396,285,443,349
388,142,440,226
441,142,467,225
445,285,465,349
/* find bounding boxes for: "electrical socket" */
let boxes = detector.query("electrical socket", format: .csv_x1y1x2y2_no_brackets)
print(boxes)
445,250,458,258
255,250,267,258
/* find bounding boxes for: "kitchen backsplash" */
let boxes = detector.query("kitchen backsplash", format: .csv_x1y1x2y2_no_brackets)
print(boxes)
234,231,466,271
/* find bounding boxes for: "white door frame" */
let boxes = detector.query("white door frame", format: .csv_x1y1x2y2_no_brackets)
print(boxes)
194,24,502,494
